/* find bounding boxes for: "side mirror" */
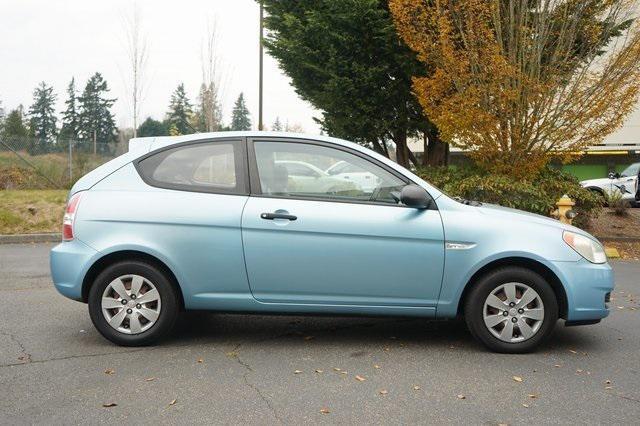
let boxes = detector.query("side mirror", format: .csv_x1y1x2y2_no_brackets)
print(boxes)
608,172,615,179
400,184,431,209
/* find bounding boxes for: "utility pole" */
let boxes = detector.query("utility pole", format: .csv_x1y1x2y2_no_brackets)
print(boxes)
258,0,264,131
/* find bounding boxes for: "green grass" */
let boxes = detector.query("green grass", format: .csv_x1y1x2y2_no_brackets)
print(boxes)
0,189,67,234
0,150,115,189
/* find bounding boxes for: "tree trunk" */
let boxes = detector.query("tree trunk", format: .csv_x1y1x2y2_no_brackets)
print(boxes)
424,128,448,167
393,130,410,168
371,139,388,158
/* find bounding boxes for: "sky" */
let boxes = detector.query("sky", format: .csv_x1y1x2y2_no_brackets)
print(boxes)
0,0,321,133
0,0,638,148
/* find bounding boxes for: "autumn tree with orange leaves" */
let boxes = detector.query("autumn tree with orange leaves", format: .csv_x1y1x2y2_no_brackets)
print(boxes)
389,0,640,177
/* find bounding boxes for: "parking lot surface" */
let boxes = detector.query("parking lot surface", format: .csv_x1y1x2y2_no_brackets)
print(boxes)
1,243,639,424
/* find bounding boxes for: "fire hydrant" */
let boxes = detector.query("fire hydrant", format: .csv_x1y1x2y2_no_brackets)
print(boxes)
551,194,577,225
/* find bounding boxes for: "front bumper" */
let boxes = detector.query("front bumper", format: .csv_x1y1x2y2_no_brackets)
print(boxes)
552,259,614,322
50,239,99,302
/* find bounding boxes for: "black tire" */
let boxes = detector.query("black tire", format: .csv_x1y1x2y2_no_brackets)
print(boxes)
88,261,179,346
463,266,558,354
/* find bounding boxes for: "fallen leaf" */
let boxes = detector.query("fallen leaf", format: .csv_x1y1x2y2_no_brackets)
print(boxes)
315,369,323,373
522,403,530,408
102,403,117,408
169,399,177,406
294,370,303,374
413,385,421,391
528,394,538,399
104,369,115,375
374,364,381,369
145,377,155,382
197,358,203,363
383,347,390,352
513,376,523,383
569,350,578,354
576,369,584,373
379,390,388,395
605,386,613,390
226,351,238,358
320,407,330,414
340,371,348,375
605,380,612,385
457,394,466,400
554,364,562,368
333,368,341,372
355,375,366,382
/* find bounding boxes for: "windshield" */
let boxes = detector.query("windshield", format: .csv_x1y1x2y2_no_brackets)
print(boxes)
621,163,640,177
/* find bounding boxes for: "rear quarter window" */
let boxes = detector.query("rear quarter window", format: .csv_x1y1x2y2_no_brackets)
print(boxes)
136,140,247,194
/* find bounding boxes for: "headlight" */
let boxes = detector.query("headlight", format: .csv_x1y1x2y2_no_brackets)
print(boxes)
563,231,607,264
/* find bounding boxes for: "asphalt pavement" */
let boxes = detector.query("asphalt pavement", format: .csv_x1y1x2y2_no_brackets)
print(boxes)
1,243,639,425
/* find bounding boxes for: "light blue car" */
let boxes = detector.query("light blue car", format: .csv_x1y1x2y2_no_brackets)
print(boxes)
50,132,613,353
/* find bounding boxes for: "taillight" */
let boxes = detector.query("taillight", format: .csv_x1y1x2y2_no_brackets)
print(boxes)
62,192,83,241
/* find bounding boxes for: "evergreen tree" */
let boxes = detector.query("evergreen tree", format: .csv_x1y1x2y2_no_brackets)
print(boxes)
78,72,117,154
1,106,29,142
137,117,168,137
0,98,5,134
272,116,282,132
166,83,193,135
28,82,58,153
230,93,251,131
60,78,80,141
261,0,433,167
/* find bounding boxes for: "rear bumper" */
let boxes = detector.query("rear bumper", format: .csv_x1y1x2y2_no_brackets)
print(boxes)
50,239,98,302
552,259,614,322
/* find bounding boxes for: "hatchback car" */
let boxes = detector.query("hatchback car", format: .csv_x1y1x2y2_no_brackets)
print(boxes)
50,132,614,353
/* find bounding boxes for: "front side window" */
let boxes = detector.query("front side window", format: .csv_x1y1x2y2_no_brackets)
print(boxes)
137,141,245,193
253,141,407,204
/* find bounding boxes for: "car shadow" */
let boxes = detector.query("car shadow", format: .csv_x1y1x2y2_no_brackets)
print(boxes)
164,312,606,354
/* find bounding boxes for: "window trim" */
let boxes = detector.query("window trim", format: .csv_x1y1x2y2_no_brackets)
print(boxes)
247,137,436,209
134,137,249,195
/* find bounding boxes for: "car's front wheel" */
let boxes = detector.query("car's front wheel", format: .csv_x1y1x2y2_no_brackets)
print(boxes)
88,261,179,346
464,266,558,353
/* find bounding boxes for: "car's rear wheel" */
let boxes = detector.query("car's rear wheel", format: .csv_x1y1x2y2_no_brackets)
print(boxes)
464,267,558,353
88,261,179,346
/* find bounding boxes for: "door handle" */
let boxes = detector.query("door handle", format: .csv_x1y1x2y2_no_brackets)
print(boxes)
261,212,297,221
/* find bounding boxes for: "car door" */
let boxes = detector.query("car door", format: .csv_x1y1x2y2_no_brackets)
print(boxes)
241,138,445,309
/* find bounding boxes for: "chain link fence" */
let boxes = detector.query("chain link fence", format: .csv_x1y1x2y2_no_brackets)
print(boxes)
0,136,124,190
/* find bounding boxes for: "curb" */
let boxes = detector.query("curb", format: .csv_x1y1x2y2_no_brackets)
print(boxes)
0,233,61,244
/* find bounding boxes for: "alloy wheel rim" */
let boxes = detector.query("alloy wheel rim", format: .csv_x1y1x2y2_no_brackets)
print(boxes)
483,282,544,343
101,274,161,335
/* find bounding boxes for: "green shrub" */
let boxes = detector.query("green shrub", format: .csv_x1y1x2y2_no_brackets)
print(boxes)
416,165,602,229
604,189,629,216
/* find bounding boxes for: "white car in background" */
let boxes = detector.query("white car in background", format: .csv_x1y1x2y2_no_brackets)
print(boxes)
580,162,640,205
325,160,380,193
273,160,357,194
